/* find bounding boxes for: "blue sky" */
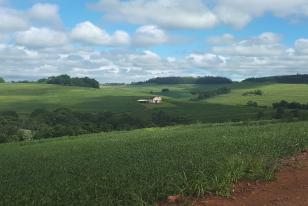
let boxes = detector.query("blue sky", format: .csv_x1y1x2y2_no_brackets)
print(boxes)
1,0,308,82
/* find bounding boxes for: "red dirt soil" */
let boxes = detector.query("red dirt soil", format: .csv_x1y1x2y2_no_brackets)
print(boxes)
161,150,308,206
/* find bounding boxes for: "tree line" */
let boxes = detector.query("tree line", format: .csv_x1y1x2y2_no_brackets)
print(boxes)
191,87,231,100
133,76,233,85
273,100,308,110
38,75,100,88
243,74,308,84
0,109,189,144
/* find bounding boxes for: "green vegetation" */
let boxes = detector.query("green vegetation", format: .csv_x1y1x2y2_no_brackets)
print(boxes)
243,74,308,84
0,77,5,83
207,83,308,106
0,121,307,205
38,74,100,88
193,87,231,100
242,89,263,96
161,88,170,92
246,100,258,107
1,76,308,205
135,76,233,85
0,83,268,122
0,108,188,143
273,100,308,110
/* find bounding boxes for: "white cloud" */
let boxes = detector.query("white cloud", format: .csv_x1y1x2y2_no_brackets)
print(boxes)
71,21,130,46
208,34,235,45
215,0,308,28
258,32,282,44
2,34,308,82
295,38,308,54
133,25,168,46
28,3,62,26
187,53,225,67
15,27,69,48
91,0,308,29
91,0,218,29
212,33,285,56
0,8,29,32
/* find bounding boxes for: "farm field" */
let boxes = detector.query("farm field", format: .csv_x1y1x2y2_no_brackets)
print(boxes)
0,121,307,205
207,83,308,106
2,82,308,122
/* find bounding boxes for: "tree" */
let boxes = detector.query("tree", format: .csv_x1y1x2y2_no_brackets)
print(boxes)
161,88,170,92
0,77,5,83
41,75,100,88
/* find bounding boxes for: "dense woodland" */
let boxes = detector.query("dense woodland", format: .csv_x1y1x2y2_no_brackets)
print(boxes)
0,109,188,143
134,76,233,85
38,75,100,88
243,74,308,84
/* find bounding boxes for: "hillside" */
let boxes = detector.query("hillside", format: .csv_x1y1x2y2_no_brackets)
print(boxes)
207,83,308,106
243,74,308,84
0,121,307,205
0,83,266,122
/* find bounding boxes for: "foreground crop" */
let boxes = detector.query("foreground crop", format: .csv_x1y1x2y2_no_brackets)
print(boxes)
0,122,307,205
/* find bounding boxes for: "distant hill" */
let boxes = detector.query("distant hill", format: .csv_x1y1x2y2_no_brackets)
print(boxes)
134,76,233,85
243,74,308,84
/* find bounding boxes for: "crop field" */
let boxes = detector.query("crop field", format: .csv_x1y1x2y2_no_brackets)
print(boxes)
0,121,307,205
0,82,301,122
207,83,308,106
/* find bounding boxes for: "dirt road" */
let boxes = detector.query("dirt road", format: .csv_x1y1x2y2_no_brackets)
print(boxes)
163,150,308,206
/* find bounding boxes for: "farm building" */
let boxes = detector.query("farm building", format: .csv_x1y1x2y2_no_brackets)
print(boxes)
151,96,162,104
138,96,162,104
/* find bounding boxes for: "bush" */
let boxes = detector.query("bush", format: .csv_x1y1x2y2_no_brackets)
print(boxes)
274,107,285,119
243,90,263,96
161,88,170,92
273,100,308,110
0,77,5,83
246,101,258,107
196,87,231,100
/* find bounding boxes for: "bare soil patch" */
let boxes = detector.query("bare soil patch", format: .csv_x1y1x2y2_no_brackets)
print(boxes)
161,150,308,206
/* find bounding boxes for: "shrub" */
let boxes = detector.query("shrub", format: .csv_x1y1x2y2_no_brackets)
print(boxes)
195,87,231,100
273,100,308,110
243,90,263,96
246,101,258,107
161,88,170,92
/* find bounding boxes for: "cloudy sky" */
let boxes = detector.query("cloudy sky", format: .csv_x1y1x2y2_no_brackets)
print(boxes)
1,0,308,82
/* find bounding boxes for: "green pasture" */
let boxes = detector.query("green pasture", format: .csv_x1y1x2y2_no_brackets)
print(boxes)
207,83,308,106
1,82,308,122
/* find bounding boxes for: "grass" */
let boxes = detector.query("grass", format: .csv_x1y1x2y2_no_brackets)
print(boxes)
0,121,307,205
207,83,308,106
0,83,273,122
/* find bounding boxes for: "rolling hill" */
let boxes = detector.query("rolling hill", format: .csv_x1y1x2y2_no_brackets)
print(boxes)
0,121,307,205
2,82,308,123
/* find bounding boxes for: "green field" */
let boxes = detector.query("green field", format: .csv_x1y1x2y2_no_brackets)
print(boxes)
1,82,308,205
0,121,307,205
3,82,307,122
207,83,308,106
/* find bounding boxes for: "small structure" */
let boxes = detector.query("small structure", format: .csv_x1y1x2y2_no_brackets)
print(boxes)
137,96,162,104
151,96,162,104
137,99,150,104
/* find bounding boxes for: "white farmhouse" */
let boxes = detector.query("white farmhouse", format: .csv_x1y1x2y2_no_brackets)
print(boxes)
137,96,162,104
151,96,162,104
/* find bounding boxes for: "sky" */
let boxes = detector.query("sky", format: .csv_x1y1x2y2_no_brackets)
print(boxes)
1,0,308,83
